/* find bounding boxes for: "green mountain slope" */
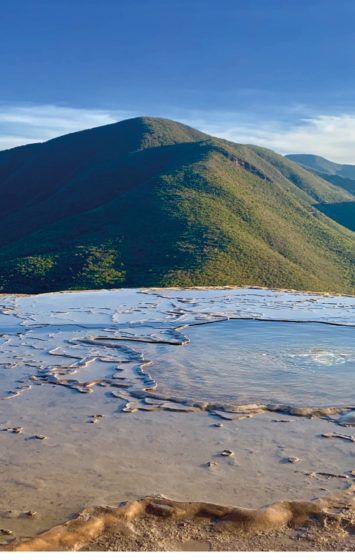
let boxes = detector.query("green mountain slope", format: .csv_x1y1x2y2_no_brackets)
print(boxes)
0,117,354,294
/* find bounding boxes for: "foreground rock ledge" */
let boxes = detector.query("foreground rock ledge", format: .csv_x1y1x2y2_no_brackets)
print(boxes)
2,485,354,552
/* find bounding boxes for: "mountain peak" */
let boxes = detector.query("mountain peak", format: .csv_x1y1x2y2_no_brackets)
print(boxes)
122,116,209,149
39,115,209,158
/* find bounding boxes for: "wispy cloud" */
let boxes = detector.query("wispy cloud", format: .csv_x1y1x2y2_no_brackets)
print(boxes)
0,105,135,150
0,135,43,150
1,104,355,164
189,113,355,164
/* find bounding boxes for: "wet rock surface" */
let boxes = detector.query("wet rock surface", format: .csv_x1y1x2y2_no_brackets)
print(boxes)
0,287,353,548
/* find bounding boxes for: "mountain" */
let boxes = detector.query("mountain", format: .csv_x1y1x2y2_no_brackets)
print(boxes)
0,117,354,294
285,153,355,232
285,153,355,179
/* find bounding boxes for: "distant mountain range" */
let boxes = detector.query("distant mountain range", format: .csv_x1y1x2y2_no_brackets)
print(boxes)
285,154,355,232
286,153,355,179
0,117,353,294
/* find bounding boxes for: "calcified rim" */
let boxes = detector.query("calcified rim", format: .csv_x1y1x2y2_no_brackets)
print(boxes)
0,284,354,298
3,484,354,552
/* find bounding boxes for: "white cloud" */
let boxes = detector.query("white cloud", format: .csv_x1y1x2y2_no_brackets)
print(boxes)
0,135,43,150
0,105,135,150
194,113,355,164
1,105,355,164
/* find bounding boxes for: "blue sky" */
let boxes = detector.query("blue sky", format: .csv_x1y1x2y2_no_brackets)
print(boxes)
1,0,355,161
